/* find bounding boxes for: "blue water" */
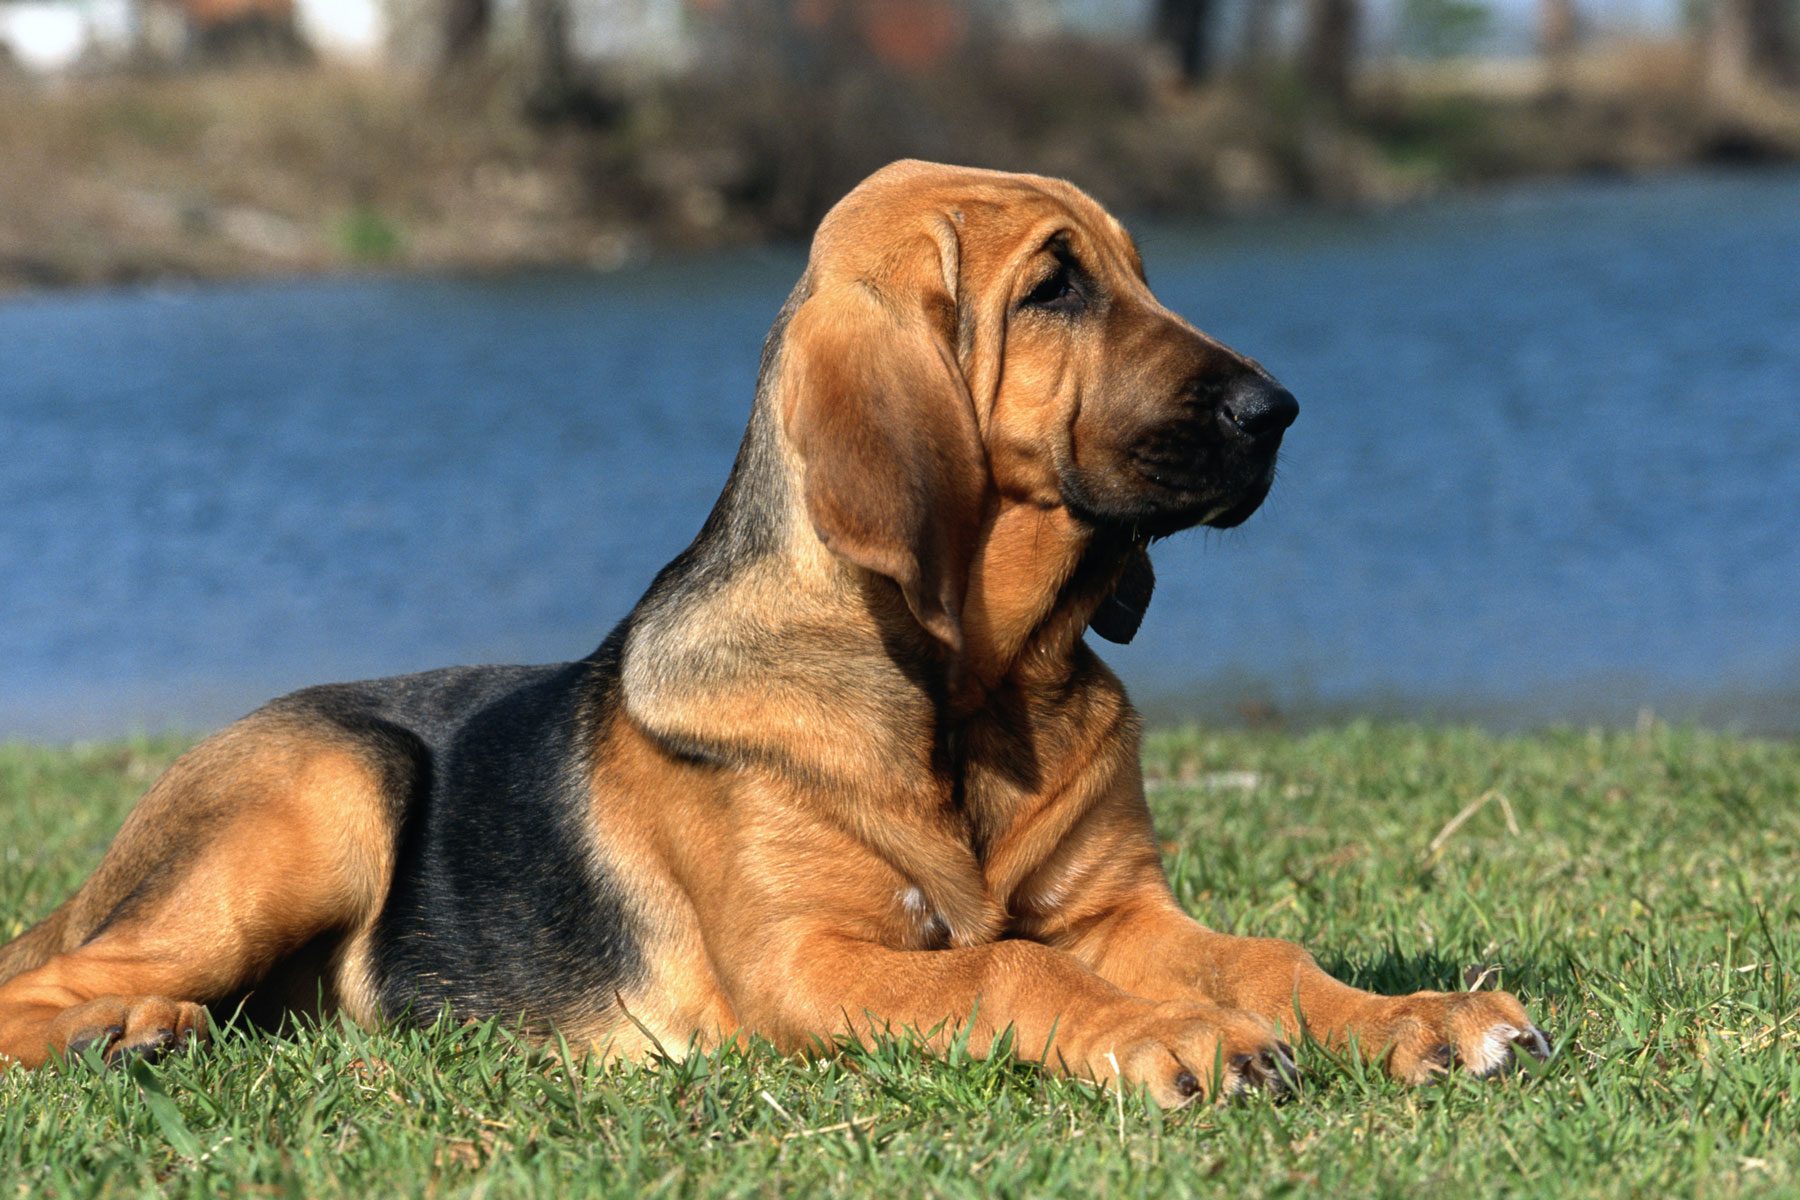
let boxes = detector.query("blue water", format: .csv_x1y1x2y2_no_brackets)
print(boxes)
4,171,1799,740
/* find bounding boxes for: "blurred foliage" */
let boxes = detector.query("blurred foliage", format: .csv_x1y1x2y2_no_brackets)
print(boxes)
1397,0,1495,58
2,0,1800,292
338,205,403,262
1363,92,1503,176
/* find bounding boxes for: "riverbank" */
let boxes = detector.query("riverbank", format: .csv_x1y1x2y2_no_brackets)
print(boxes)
4,43,1799,294
2,724,1795,1197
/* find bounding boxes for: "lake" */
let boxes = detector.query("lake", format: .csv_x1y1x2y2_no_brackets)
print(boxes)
4,170,1798,741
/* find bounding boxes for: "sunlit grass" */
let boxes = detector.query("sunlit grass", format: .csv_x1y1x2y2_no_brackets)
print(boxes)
2,724,1796,1197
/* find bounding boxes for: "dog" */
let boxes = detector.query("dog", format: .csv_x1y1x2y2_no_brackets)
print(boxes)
0,161,1547,1103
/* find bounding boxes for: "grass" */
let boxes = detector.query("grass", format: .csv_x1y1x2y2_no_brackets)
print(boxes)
1,723,1796,1197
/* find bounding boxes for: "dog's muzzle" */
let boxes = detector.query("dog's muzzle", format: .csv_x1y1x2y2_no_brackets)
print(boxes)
1123,373,1298,533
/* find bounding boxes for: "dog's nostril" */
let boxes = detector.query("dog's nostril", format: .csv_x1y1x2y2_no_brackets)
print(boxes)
1222,377,1299,438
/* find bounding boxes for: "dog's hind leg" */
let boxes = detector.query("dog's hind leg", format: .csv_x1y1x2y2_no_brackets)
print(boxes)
0,716,400,1068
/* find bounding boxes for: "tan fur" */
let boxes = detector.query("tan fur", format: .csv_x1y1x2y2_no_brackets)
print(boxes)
0,161,1539,1101
0,718,392,1066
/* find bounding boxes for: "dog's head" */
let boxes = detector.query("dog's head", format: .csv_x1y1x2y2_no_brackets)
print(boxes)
778,160,1296,656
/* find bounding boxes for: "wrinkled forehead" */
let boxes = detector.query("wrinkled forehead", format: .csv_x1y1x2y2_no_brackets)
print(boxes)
811,161,1143,283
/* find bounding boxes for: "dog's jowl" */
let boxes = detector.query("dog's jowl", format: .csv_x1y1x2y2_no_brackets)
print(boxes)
0,161,1545,1103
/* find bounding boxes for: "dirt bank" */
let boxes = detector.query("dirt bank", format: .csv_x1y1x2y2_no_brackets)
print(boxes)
3,45,1797,294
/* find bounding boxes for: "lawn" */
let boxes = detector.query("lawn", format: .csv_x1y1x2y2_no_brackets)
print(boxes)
2,724,1795,1198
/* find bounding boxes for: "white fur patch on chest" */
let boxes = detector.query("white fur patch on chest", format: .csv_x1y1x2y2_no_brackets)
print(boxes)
897,886,951,949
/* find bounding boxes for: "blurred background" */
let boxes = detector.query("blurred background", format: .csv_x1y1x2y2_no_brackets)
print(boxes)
2,0,1797,739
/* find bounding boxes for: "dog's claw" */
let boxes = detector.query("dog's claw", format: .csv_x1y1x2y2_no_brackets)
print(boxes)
1232,1044,1301,1100
1517,1026,1552,1062
1474,1025,1553,1079
66,1024,123,1062
111,1026,180,1066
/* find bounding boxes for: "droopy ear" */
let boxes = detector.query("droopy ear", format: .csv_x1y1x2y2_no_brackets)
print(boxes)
781,225,988,654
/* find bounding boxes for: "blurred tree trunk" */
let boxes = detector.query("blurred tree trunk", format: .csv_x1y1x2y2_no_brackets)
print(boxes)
1539,0,1576,95
521,0,576,120
1301,0,1359,111
1708,0,1796,98
438,0,490,71
1238,0,1280,72
1153,0,1215,84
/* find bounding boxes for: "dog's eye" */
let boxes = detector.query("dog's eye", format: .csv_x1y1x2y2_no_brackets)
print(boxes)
1022,263,1082,314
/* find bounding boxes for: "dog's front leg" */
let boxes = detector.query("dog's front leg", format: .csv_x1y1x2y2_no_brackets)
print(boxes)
1052,875,1550,1084
738,929,1293,1104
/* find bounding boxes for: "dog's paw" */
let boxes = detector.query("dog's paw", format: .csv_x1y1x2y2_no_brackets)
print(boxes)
1346,990,1549,1083
48,996,209,1066
1082,1001,1300,1107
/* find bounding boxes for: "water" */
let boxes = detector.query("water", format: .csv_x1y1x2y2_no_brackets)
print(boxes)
4,171,1798,741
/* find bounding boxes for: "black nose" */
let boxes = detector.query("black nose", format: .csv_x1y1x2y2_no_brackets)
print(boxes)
1222,377,1299,439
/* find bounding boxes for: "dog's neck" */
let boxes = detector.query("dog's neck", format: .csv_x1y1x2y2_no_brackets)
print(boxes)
615,371,1137,774
953,501,1135,708
620,491,1129,746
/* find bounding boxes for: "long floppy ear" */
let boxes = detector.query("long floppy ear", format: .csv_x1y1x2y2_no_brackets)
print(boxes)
781,225,987,654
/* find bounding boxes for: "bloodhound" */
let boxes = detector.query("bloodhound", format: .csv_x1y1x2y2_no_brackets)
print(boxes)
0,161,1548,1103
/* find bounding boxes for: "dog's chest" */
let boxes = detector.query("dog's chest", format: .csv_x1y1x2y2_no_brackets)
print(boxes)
895,886,953,951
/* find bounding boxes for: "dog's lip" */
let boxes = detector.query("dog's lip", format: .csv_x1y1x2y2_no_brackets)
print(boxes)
1126,450,1216,493
1059,447,1279,536
1199,483,1272,529
1059,474,1232,538
1128,433,1281,512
